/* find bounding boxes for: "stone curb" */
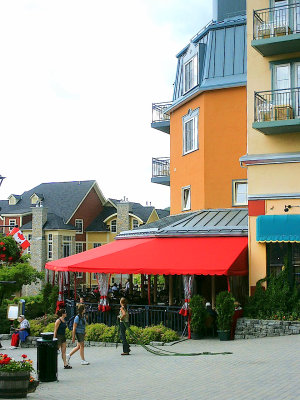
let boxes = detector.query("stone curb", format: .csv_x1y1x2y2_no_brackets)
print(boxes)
235,318,300,340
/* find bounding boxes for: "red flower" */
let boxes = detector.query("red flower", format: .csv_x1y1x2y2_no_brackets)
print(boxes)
2,247,6,251
0,242,4,245
21,354,27,358
3,354,8,358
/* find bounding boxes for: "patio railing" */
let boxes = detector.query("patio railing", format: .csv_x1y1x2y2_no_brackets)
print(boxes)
253,3,300,40
152,157,170,178
66,299,187,335
254,87,300,122
152,102,172,123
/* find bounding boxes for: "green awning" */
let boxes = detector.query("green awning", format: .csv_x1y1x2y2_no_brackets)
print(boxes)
256,215,300,242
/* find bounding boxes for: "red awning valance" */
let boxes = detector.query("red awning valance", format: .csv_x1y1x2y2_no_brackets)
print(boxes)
45,236,248,276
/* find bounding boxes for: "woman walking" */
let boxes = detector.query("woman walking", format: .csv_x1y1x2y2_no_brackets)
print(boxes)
54,309,72,369
67,304,89,365
119,297,131,356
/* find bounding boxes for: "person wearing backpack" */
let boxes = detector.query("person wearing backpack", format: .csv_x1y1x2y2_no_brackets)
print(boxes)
54,309,72,369
66,304,89,365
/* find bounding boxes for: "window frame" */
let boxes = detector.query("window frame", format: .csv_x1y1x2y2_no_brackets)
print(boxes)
132,219,139,229
232,179,248,206
181,185,191,211
63,236,72,258
47,233,53,260
8,219,17,232
75,219,83,234
75,242,84,254
182,108,199,155
93,243,101,248
110,219,117,233
183,55,198,94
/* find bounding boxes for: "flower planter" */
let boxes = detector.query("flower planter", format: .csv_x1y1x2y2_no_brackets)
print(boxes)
217,330,231,341
0,371,30,398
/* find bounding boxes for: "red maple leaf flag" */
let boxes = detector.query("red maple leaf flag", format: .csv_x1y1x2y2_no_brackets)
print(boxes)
9,227,30,250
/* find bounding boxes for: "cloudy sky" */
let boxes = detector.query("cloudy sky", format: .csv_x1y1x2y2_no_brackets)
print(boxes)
0,0,212,209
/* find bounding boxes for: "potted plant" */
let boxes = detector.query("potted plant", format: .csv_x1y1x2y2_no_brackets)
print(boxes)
0,353,36,398
215,291,235,341
189,295,207,339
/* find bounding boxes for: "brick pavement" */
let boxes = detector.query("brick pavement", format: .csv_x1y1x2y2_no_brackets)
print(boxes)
1,335,300,400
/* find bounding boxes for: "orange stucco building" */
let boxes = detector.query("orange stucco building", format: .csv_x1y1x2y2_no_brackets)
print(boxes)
170,86,247,214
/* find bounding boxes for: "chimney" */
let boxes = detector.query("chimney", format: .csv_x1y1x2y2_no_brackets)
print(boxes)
116,200,130,234
30,206,48,272
213,0,246,22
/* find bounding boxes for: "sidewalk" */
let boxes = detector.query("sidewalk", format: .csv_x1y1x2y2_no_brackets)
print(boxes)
1,335,300,400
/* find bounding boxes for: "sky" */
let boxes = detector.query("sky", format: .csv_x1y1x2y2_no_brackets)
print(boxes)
0,0,212,210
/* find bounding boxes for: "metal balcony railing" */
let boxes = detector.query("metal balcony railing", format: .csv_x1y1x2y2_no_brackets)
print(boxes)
152,102,172,123
253,3,300,40
254,87,300,123
152,157,170,178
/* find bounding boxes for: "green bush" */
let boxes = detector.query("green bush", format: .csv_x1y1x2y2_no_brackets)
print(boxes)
125,325,142,344
29,320,44,337
161,329,179,343
0,304,12,334
216,291,235,331
190,295,207,335
100,326,117,342
85,323,107,341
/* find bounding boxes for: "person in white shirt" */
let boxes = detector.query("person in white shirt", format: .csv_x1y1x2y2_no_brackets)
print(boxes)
10,315,30,349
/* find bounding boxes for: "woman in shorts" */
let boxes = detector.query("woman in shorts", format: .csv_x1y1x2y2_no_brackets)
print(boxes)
67,304,89,365
54,309,72,369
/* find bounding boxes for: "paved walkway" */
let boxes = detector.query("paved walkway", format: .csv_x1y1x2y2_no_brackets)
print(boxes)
1,335,300,400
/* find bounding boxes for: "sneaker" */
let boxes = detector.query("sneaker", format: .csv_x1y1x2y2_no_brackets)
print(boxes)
0,347,6,350
81,360,90,365
66,354,71,364
9,346,17,350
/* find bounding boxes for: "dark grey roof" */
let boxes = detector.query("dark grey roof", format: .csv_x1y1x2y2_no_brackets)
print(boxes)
117,208,248,238
156,209,171,219
0,180,96,222
86,202,170,232
21,213,76,231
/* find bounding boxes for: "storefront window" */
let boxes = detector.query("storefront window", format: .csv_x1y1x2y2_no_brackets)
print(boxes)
267,243,300,285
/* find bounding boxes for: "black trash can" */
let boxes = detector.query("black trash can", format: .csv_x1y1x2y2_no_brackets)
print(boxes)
37,332,58,382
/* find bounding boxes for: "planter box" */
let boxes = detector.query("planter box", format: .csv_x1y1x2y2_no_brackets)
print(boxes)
217,330,231,341
0,371,30,398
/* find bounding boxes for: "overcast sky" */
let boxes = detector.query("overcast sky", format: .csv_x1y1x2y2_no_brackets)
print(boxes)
0,0,212,210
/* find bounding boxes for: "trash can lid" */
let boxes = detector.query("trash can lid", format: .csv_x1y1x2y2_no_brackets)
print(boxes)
40,332,54,341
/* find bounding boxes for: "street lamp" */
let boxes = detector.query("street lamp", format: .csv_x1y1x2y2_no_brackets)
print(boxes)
0,175,6,187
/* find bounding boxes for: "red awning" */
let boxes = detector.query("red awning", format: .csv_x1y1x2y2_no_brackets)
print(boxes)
45,236,248,276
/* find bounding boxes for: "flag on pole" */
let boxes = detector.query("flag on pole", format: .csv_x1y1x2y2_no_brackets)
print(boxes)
8,227,30,250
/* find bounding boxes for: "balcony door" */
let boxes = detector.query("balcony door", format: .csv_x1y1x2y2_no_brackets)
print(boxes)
274,64,291,106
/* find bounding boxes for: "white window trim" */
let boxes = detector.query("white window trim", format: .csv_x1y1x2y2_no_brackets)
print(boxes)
182,108,199,155
75,242,84,254
8,219,17,232
47,234,53,259
93,243,101,248
232,180,248,206
75,219,83,234
181,185,191,211
110,219,117,233
76,272,83,278
183,55,198,94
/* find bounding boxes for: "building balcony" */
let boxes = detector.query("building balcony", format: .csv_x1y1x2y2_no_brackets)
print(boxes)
252,3,300,56
151,102,172,134
253,88,300,134
151,157,170,186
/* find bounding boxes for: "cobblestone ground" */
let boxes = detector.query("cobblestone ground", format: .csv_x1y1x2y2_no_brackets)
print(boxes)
1,335,300,400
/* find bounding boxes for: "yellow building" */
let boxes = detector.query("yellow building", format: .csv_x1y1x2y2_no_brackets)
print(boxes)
241,0,300,294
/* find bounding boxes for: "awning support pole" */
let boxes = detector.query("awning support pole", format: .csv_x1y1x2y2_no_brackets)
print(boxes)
148,274,151,305
211,275,216,308
188,313,191,339
169,275,173,306
141,274,145,299
74,273,77,300
52,271,55,287
129,274,133,295
153,275,157,304
227,276,231,292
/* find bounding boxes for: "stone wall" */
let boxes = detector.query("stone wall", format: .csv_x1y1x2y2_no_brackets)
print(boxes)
235,318,300,339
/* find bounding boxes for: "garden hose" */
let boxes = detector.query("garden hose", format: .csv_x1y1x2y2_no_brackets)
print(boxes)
117,321,232,357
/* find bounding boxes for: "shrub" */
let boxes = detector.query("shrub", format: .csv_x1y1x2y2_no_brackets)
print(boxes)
125,325,142,344
85,324,107,341
100,326,117,342
161,329,179,343
28,320,44,337
190,295,207,335
216,291,235,331
0,304,12,333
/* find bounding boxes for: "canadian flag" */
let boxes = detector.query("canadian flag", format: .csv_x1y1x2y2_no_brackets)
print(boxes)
9,227,30,250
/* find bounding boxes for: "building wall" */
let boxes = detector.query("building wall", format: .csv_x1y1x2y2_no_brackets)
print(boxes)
247,0,300,292
170,86,247,214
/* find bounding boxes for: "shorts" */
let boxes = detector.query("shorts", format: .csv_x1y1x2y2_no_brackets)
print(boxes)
76,332,85,343
56,334,66,346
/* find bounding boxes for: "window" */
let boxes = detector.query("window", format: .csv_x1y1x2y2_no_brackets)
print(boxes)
92,273,98,280
9,219,16,232
75,242,84,254
111,219,117,233
232,180,248,206
182,109,199,155
183,56,198,93
63,236,72,258
75,219,83,234
268,243,300,284
48,234,53,259
76,272,83,278
93,243,101,248
182,186,191,211
132,219,139,229
27,234,32,254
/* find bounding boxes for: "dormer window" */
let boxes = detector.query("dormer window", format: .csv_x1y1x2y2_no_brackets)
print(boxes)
30,193,44,205
184,55,198,93
8,195,21,205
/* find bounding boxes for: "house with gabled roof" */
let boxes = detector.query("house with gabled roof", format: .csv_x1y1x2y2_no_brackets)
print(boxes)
0,181,169,294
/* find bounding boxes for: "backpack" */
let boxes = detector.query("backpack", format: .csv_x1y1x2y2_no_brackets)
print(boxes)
67,316,76,331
